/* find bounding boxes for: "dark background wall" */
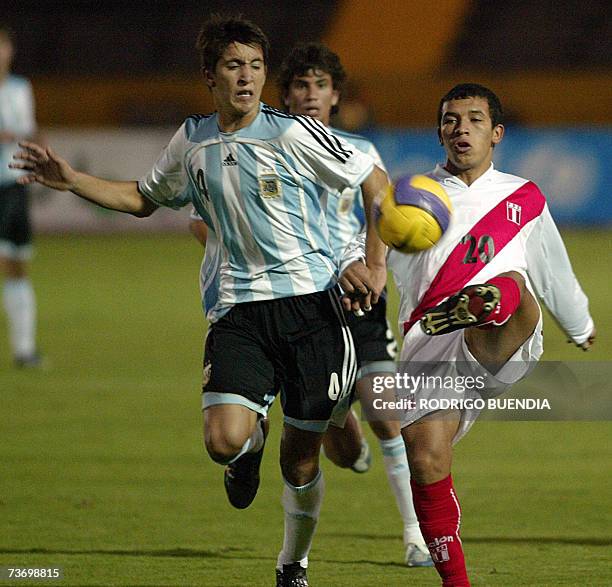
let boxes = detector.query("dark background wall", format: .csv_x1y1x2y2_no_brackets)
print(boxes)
2,0,611,127
3,0,338,75
450,0,611,71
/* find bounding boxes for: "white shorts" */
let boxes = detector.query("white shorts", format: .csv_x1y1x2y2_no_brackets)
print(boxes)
398,312,544,444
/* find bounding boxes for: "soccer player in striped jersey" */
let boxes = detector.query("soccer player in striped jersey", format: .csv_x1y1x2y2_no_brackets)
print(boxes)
11,16,388,587
188,42,433,568
342,83,595,586
279,43,432,568
0,24,41,367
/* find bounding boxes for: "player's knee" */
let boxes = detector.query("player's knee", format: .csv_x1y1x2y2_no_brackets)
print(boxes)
321,424,361,468
407,445,451,484
281,462,319,487
322,438,360,468
204,428,248,465
280,455,320,487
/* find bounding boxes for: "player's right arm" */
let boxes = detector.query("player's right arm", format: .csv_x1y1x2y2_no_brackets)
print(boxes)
11,140,158,217
359,164,389,304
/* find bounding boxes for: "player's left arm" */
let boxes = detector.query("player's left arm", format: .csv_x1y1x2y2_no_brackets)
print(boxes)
526,206,595,350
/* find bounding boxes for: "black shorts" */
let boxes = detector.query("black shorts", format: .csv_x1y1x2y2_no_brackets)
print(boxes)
202,288,356,430
345,294,397,368
0,183,32,258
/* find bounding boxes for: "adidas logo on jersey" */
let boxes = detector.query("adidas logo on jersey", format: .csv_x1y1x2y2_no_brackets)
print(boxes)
223,153,238,166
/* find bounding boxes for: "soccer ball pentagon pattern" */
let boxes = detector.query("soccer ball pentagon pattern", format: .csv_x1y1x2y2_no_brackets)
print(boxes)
375,174,453,254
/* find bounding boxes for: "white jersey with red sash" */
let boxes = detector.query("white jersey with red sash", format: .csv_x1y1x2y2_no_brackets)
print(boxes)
393,164,593,349
338,163,593,437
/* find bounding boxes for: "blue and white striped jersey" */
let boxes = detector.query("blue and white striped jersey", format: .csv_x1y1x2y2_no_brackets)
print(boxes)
139,103,375,322
0,75,36,186
325,128,385,259
188,206,223,320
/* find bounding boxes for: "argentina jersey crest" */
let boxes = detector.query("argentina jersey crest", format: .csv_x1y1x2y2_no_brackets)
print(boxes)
258,170,283,199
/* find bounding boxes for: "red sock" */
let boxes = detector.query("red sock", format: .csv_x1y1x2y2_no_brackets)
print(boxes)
485,275,521,326
411,475,470,587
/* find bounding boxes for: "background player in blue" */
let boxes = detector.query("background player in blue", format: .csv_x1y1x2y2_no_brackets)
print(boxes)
11,16,389,587
279,43,432,567
0,24,41,367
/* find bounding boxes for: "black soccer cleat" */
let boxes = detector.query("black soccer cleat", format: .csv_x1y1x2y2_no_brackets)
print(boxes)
223,417,269,509
14,352,44,369
276,562,309,587
420,284,501,336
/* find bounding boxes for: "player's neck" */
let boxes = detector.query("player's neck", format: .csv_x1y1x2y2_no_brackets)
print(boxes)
444,161,491,186
217,107,259,133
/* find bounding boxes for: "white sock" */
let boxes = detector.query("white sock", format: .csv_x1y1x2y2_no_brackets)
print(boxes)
227,419,264,464
379,435,423,545
3,277,37,358
277,470,325,570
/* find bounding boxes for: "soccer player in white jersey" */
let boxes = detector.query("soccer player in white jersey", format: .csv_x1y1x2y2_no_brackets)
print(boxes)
342,83,595,586
11,16,388,587
0,24,41,367
279,42,432,568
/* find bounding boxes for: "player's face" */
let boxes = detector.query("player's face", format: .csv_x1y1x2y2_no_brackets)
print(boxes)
284,69,339,126
206,42,266,131
439,96,504,182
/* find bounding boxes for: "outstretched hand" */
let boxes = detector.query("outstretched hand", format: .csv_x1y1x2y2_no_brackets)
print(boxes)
578,328,596,351
10,141,78,191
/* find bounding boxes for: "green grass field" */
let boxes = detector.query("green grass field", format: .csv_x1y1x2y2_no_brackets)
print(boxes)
1,230,611,586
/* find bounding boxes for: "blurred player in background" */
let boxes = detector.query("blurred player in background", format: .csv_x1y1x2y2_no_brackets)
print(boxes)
11,16,389,587
343,83,595,586
279,43,432,568
0,24,41,367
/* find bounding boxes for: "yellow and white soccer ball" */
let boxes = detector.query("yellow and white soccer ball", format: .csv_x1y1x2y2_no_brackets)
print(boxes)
375,174,453,254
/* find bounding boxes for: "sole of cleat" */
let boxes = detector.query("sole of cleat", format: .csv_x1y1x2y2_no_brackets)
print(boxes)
420,284,501,336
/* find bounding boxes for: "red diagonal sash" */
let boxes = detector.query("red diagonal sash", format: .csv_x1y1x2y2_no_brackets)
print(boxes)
403,181,545,335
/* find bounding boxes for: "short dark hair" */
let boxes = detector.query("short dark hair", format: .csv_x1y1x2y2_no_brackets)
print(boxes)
278,43,346,115
437,83,503,128
196,15,269,73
